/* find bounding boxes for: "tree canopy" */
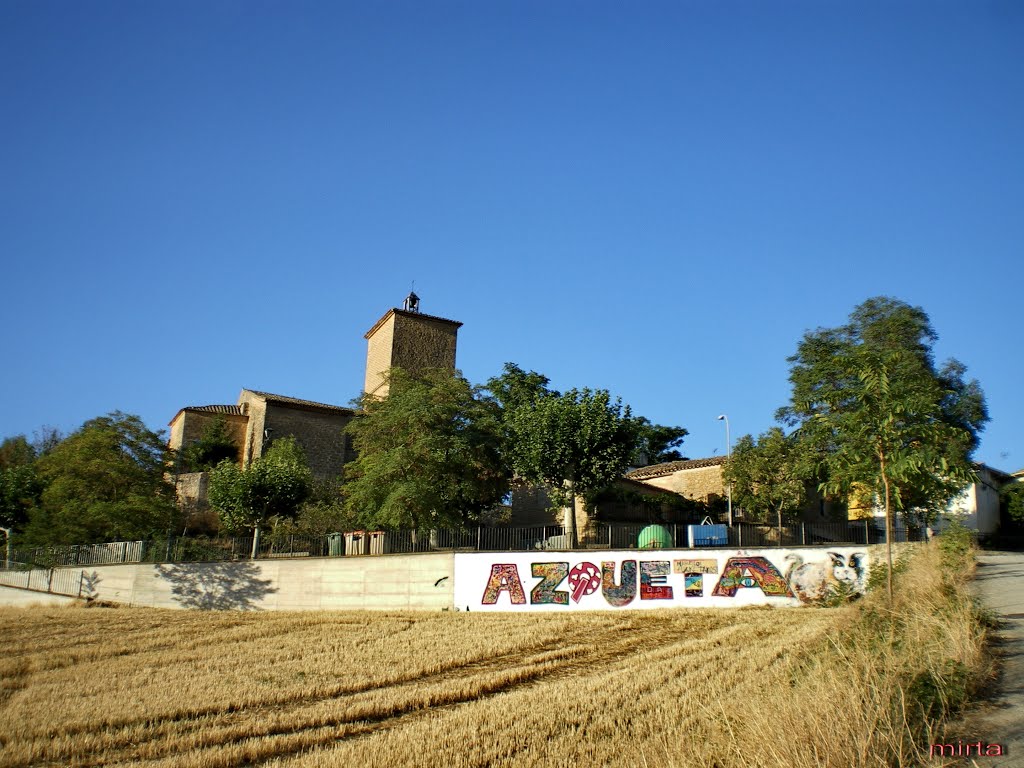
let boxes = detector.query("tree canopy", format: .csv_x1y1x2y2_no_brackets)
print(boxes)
630,417,689,465
505,386,639,547
208,436,312,553
722,427,812,528
342,368,509,530
25,413,180,545
0,436,42,532
777,297,987,598
1003,482,1024,524
778,297,986,525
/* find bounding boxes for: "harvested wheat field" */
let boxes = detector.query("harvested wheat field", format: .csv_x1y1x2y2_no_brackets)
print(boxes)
0,543,989,768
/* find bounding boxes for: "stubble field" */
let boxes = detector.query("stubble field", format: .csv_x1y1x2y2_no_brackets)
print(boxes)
0,543,988,768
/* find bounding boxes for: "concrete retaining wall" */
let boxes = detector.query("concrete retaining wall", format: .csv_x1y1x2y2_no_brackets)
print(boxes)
12,553,456,611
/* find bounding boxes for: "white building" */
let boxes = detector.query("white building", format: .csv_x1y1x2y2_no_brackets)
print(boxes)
938,464,1013,536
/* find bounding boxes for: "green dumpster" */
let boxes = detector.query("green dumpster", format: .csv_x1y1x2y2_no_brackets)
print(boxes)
638,524,673,549
327,533,344,557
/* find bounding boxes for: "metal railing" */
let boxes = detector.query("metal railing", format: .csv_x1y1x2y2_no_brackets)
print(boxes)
6,520,926,568
0,561,88,598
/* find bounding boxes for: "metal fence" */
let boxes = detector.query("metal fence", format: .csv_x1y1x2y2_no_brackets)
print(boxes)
11,540,146,567
0,561,88,597
7,520,926,569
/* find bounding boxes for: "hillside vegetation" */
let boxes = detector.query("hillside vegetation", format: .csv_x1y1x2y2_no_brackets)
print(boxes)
0,541,987,768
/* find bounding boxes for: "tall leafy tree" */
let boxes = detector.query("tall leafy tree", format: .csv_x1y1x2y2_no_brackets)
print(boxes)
778,297,987,599
343,368,509,531
25,413,179,545
723,427,812,529
0,436,42,532
209,436,312,557
485,362,556,414
505,387,639,548
630,417,689,464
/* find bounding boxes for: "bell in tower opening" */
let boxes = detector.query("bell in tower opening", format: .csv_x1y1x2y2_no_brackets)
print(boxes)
403,291,420,313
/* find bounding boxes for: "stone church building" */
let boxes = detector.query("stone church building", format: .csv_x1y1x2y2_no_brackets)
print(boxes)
168,294,462,518
169,293,735,533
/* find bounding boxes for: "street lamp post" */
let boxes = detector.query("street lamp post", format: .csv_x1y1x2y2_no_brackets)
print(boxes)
717,415,732,526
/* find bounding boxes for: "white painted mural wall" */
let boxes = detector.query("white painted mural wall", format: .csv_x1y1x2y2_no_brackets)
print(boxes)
0,547,875,612
453,547,871,612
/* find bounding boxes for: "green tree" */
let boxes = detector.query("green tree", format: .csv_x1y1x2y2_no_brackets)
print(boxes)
723,427,812,529
505,387,639,548
630,417,689,465
485,362,556,414
0,436,42,532
343,368,508,531
778,297,987,599
178,416,239,473
208,436,312,557
25,413,179,545
1002,481,1024,524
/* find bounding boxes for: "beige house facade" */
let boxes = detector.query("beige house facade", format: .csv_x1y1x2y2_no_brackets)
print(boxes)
625,457,727,504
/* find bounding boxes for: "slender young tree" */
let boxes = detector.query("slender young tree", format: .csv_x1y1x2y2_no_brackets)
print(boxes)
505,388,639,548
209,436,312,558
778,297,986,600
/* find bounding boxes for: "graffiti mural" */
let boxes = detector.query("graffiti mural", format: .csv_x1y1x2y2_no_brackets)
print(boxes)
480,564,527,605
711,557,793,598
458,548,870,611
601,560,637,607
785,552,867,603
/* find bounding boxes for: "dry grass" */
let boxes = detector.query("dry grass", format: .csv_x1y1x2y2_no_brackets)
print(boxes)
0,542,986,768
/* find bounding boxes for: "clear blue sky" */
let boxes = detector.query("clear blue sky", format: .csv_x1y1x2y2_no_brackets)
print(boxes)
1,1,1021,470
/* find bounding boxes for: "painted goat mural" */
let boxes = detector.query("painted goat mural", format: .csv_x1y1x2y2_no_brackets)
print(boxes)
454,548,869,611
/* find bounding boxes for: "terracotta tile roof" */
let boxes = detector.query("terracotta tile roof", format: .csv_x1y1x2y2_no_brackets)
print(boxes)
168,404,245,426
184,404,244,415
625,456,726,481
244,389,356,415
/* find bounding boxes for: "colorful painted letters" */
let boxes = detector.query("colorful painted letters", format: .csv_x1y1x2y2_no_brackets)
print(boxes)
471,550,860,609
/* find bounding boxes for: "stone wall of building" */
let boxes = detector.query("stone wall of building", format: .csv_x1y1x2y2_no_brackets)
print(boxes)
168,410,248,460
263,403,353,480
642,464,725,502
364,309,460,398
391,312,458,375
364,312,397,397
238,393,268,468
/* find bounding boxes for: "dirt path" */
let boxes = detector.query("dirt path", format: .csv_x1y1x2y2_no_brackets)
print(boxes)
948,551,1024,767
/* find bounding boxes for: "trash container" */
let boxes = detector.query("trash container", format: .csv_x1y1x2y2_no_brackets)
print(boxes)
638,524,673,549
327,533,344,557
369,531,389,555
345,530,368,556
688,523,728,547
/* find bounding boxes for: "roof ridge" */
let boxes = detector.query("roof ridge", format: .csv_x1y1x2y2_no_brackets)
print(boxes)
242,389,355,413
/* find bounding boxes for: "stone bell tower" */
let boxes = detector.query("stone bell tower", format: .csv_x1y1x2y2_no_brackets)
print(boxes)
363,292,463,398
